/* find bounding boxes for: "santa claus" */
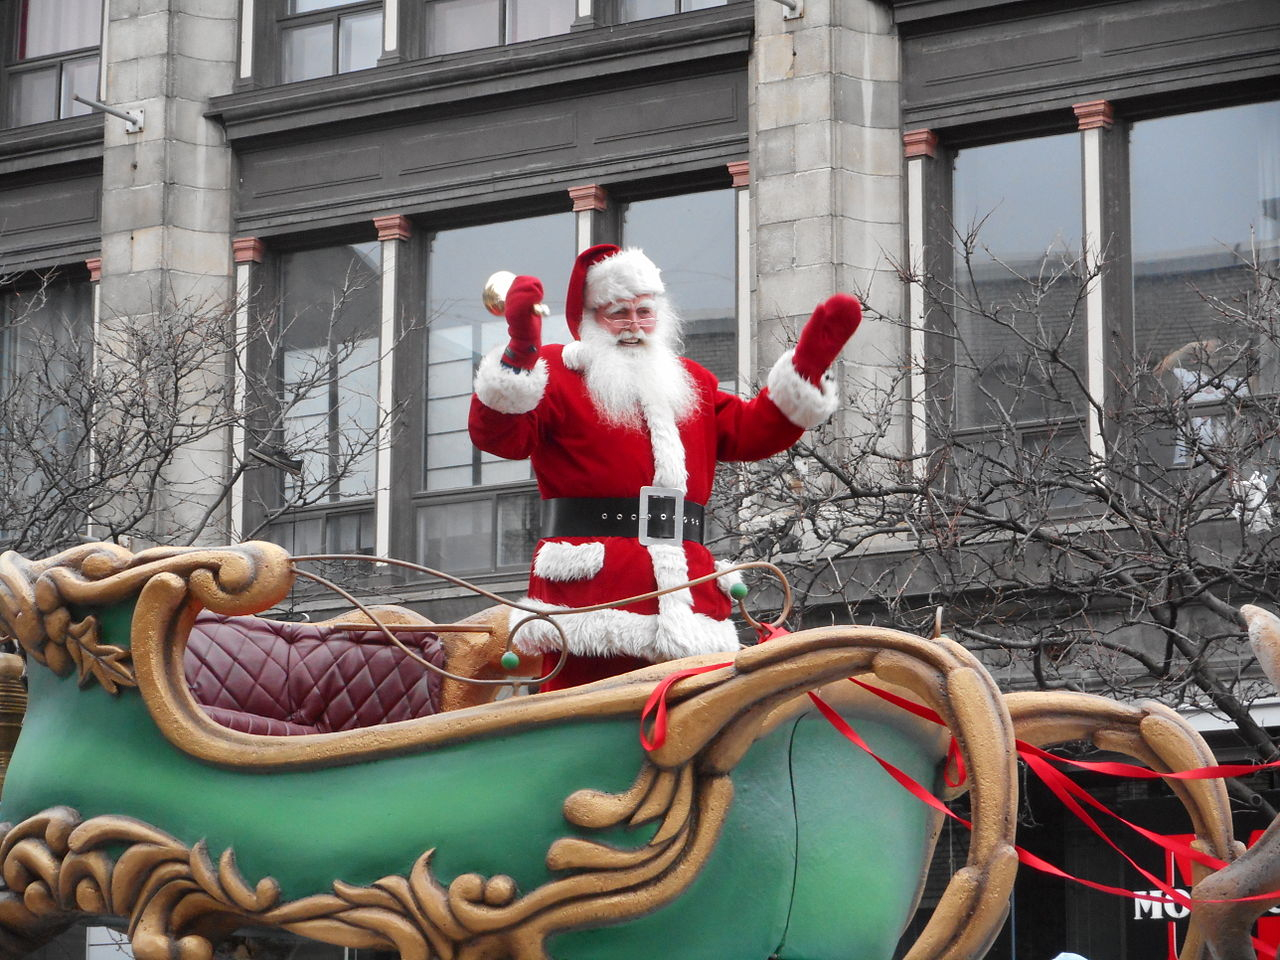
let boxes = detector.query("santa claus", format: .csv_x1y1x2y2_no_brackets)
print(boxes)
469,243,861,690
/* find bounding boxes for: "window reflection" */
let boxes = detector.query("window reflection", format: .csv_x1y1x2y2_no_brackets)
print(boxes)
951,133,1086,431
423,212,574,491
1132,101,1280,426
418,500,493,572
16,0,101,58
426,0,500,56
279,242,382,502
0,280,93,543
280,1,382,83
339,11,382,71
496,491,539,566
7,0,101,126
507,0,574,42
618,0,725,23
424,0,571,56
621,189,737,383
282,23,334,83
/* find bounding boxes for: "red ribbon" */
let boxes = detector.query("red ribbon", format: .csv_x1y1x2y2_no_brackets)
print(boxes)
639,661,732,751
637,641,1280,956
846,678,1280,905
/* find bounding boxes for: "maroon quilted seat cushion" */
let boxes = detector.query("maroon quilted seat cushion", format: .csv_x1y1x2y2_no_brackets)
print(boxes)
185,611,445,735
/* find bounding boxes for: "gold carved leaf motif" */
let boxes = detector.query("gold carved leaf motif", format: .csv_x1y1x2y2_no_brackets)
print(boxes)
58,615,133,693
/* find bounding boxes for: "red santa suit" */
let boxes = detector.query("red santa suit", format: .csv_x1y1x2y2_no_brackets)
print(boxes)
468,245,854,689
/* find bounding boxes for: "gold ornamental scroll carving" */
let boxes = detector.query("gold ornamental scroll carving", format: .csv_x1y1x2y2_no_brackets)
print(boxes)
0,544,294,694
0,543,1022,959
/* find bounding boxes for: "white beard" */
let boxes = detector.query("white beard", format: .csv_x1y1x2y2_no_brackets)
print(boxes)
577,304,698,432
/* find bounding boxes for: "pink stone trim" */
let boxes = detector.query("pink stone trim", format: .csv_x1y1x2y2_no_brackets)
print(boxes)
84,257,102,282
232,237,266,264
373,215,413,242
1073,100,1115,131
903,129,938,160
726,160,750,188
567,184,608,213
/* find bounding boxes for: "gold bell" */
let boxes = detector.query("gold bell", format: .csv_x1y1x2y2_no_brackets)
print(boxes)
483,271,551,318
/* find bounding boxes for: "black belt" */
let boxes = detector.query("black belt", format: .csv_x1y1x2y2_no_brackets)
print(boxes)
541,490,706,545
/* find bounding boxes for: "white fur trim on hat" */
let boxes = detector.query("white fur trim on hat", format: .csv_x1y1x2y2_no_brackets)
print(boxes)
508,600,740,660
474,346,548,415
561,340,586,372
767,348,839,429
533,541,606,582
585,248,665,309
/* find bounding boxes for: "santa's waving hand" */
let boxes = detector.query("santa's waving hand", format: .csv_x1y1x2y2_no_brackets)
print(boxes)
470,244,860,690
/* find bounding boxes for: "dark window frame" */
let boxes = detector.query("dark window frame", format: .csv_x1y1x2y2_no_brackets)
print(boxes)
272,0,384,85
1,0,102,129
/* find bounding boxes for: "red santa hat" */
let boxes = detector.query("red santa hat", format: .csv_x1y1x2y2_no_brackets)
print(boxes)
565,244,665,339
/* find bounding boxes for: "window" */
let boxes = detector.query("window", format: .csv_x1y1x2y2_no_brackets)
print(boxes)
5,0,101,127
417,490,539,572
417,211,574,571
950,133,1086,434
0,279,92,454
280,0,382,83
264,242,381,554
621,188,738,385
1131,101,1280,466
424,0,573,56
266,504,375,556
0,278,93,548
616,0,724,24
920,99,1280,508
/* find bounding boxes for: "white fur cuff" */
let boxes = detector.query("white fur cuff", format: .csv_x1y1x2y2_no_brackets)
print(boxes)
474,347,548,415
767,348,839,429
714,560,745,598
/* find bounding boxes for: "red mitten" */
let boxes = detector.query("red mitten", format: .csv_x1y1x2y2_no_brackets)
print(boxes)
502,275,544,371
792,293,862,384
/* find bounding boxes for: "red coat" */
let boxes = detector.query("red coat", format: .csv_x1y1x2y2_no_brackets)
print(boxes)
468,341,833,665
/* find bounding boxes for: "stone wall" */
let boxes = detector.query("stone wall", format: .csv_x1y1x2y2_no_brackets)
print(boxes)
750,0,905,451
98,0,239,544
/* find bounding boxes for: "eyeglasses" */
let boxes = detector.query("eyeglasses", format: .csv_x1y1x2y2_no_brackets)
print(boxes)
596,301,658,332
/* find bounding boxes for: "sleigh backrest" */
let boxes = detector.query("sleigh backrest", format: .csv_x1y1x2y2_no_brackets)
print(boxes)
184,611,445,735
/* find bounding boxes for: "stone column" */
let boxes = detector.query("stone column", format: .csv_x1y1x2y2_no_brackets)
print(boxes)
750,0,904,449
98,0,239,544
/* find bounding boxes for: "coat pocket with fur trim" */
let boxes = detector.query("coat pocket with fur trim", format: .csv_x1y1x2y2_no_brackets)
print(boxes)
532,540,606,582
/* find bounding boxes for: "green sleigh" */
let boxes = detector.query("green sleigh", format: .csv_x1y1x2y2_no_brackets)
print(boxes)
0,543,1243,960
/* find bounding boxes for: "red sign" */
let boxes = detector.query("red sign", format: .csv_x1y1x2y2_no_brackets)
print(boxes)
1130,831,1280,960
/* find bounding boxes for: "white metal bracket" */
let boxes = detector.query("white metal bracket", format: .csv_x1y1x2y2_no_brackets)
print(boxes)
73,94,144,133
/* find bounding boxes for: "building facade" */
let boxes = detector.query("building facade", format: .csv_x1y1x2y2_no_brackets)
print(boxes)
2,0,1279,956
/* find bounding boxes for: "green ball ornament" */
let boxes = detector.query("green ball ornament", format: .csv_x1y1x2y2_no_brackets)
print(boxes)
729,582,749,600
500,650,520,670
